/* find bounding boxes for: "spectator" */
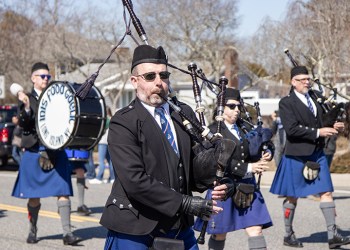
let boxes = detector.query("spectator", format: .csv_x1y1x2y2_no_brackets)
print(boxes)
84,149,96,180
11,115,23,165
89,107,115,184
271,110,286,166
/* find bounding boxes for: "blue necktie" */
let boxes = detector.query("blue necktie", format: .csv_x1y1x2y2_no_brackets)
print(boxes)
232,124,242,141
305,93,315,115
155,107,179,156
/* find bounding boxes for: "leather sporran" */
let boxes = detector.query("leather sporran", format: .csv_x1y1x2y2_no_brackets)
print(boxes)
233,183,255,209
302,161,320,181
149,237,184,250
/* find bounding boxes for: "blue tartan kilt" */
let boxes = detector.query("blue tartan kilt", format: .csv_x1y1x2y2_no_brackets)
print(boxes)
12,150,73,198
193,177,272,234
269,150,333,197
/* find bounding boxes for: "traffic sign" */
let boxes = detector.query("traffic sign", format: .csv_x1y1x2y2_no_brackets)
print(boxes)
0,76,4,99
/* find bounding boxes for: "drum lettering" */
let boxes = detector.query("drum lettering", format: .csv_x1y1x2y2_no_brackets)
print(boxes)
54,83,64,95
40,124,49,139
59,84,65,94
39,99,48,121
65,89,74,102
47,83,65,102
64,89,76,122
64,128,70,138
49,136,55,146
49,135,64,147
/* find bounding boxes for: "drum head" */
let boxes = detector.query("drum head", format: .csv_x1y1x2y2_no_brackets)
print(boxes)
36,81,77,150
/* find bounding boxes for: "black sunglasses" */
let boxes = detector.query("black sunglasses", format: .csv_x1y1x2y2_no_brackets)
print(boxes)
294,77,311,82
226,104,241,110
35,74,51,80
136,71,171,81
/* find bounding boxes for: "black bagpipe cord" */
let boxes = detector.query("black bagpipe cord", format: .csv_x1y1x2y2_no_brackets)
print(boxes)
75,0,141,99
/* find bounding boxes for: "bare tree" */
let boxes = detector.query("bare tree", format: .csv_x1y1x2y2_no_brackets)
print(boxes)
134,0,239,81
0,0,126,103
240,0,350,92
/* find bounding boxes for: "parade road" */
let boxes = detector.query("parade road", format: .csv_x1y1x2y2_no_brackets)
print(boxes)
0,168,349,250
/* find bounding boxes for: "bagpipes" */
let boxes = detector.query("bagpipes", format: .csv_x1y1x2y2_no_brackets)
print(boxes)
284,49,348,127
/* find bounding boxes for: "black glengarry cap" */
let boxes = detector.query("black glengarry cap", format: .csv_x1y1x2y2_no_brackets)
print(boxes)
291,66,309,79
131,45,167,72
225,88,241,103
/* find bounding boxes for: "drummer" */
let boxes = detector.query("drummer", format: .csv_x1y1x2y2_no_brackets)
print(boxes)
11,62,82,245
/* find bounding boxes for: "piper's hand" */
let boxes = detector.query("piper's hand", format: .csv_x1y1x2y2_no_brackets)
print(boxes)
211,179,236,201
212,183,228,200
319,127,338,137
251,160,269,174
333,122,344,132
212,202,223,215
181,195,220,221
18,91,30,110
262,151,272,161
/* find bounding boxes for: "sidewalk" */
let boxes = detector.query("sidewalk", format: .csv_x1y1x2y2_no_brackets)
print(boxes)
260,171,350,189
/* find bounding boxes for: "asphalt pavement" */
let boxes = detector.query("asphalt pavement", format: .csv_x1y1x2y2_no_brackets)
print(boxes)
0,166,349,250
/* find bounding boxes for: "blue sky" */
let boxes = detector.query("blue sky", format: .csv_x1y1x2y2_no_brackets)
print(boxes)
237,0,290,37
70,0,290,39
4,0,290,38
109,0,291,38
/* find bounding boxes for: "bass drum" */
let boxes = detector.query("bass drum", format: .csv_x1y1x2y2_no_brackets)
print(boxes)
36,81,106,150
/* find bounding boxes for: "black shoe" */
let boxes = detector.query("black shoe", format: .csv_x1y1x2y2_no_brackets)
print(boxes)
284,233,303,248
77,205,92,216
63,233,82,245
329,233,350,249
26,231,38,244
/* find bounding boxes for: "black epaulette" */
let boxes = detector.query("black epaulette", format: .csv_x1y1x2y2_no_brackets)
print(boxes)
118,103,135,115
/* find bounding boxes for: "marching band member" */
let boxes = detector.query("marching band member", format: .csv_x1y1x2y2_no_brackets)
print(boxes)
194,88,273,250
100,45,235,250
270,66,350,249
11,62,82,245
66,149,92,216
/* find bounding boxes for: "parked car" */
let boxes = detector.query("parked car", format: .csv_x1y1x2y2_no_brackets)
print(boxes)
0,105,17,166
